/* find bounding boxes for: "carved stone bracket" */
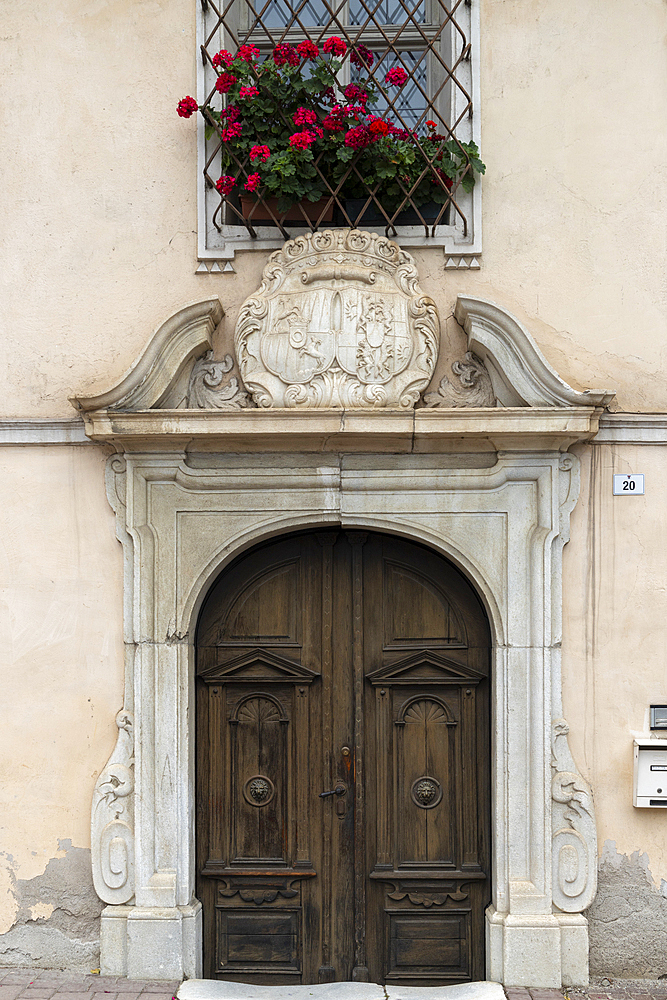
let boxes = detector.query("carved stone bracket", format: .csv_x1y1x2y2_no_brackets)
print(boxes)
234,230,439,409
186,351,252,410
424,351,496,408
91,709,135,905
551,718,597,913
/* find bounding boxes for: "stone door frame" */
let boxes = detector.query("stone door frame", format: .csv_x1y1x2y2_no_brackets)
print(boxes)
79,295,606,987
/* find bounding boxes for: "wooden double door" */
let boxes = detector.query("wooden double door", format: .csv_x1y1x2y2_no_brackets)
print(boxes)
196,531,490,985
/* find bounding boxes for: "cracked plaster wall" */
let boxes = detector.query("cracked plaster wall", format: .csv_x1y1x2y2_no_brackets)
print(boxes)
586,842,667,978
0,842,102,971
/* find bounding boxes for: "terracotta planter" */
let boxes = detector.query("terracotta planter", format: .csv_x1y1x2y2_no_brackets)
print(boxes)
239,193,334,224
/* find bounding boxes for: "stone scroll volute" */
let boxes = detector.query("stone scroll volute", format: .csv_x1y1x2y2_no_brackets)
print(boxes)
234,230,439,408
551,718,597,913
91,709,135,904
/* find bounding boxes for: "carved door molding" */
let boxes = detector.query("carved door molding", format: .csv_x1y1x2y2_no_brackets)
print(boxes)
195,531,490,984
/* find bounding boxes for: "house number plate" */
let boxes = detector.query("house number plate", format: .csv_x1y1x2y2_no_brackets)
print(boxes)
613,474,645,495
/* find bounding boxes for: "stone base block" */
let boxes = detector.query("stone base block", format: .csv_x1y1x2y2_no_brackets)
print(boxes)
556,913,589,987
101,902,202,980
487,907,588,987
100,905,133,977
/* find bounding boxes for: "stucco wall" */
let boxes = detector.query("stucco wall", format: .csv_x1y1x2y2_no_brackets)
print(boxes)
2,0,667,415
0,446,123,967
563,442,667,976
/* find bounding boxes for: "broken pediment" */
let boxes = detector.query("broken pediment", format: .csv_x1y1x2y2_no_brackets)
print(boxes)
431,297,615,409
69,239,615,442
198,647,319,685
367,649,487,686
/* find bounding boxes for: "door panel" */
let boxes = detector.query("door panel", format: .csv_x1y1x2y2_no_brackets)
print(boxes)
196,531,490,984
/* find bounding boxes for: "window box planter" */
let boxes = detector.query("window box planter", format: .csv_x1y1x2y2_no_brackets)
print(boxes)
239,194,334,226
336,198,453,229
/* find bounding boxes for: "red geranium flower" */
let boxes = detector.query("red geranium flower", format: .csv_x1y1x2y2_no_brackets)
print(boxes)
215,72,237,94
368,117,390,136
239,85,259,99
273,43,300,67
177,96,198,118
244,172,262,192
344,83,367,105
238,44,260,62
212,49,234,68
385,66,408,87
293,107,318,126
433,168,453,190
323,36,347,57
216,175,236,196
221,121,243,141
297,40,319,60
323,107,345,131
344,125,373,149
250,144,271,162
350,43,374,68
289,130,317,149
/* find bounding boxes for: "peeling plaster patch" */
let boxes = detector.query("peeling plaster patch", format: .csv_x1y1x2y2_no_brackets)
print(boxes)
0,840,102,970
0,858,19,935
586,840,667,978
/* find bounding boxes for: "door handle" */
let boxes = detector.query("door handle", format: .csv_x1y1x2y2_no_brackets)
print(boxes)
319,784,346,798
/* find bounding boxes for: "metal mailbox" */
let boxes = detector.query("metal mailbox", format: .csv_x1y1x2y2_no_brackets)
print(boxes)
634,739,667,807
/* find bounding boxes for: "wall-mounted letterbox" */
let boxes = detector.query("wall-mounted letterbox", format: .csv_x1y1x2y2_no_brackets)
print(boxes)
634,739,667,807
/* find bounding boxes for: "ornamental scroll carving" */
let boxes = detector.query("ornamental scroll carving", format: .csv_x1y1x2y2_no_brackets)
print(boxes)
186,351,251,410
234,230,439,408
551,718,597,912
91,709,135,904
424,351,496,408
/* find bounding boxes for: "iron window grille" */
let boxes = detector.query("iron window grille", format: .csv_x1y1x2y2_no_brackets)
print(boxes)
195,0,481,259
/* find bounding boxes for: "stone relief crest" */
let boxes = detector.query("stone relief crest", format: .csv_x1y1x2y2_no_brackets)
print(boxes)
234,230,439,408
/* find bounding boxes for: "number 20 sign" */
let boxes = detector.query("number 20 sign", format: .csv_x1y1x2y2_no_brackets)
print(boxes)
613,474,645,495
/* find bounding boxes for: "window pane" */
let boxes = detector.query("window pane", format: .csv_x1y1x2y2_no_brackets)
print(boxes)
349,0,426,24
353,51,429,129
255,0,332,28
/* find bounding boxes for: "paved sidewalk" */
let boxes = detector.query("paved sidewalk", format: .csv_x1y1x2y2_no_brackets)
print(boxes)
2,971,667,1000
0,969,180,1000
507,982,667,1000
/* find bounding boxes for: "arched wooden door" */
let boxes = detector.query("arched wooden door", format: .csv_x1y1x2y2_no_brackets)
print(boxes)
196,531,491,985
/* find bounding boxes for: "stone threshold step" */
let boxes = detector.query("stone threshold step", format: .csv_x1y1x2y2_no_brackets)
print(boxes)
178,981,505,1000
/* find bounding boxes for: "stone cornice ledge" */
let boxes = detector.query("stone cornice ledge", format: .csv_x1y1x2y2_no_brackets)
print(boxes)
594,413,667,444
80,407,601,452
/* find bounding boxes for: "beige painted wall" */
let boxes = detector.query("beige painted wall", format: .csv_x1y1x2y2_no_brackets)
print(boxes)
564,443,667,876
2,0,667,415
0,447,123,932
2,0,667,975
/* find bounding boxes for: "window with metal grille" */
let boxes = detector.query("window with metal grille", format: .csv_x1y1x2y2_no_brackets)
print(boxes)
194,0,481,260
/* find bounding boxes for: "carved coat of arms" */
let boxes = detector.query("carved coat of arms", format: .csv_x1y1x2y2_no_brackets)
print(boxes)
235,230,440,408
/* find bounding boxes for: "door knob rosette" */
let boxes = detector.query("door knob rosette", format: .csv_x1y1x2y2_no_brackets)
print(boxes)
243,774,275,807
411,776,442,809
